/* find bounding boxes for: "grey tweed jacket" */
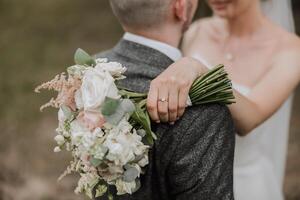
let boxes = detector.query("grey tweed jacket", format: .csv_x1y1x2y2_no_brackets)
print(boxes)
95,39,235,200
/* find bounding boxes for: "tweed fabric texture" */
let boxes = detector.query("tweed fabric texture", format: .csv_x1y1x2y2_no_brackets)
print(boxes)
95,39,235,200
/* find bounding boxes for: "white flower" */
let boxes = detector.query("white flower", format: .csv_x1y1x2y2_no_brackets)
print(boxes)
62,130,70,138
67,64,87,77
81,131,98,149
115,179,136,195
93,127,104,137
74,90,84,109
54,146,61,153
117,119,133,134
75,172,99,197
138,156,149,167
70,120,91,146
58,108,67,123
95,58,108,63
95,62,126,77
54,135,65,145
103,120,149,166
80,68,119,111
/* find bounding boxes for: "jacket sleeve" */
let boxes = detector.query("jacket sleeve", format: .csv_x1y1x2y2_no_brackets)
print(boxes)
167,104,235,200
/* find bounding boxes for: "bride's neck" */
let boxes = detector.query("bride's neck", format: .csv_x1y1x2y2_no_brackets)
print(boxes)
225,4,265,37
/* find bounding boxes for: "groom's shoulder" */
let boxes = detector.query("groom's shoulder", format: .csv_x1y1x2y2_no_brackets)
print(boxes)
182,103,232,125
156,103,234,147
178,103,233,134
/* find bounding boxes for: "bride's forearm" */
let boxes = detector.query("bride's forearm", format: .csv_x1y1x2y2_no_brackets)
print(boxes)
228,90,264,136
185,57,210,77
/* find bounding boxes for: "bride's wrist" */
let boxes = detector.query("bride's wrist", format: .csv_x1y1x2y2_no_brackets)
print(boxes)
185,57,207,77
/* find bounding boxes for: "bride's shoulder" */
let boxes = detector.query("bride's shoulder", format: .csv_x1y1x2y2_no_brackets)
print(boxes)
273,30,300,74
276,30,300,59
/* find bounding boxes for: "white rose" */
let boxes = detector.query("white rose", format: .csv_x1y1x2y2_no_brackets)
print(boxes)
103,123,148,166
95,62,126,77
80,68,119,111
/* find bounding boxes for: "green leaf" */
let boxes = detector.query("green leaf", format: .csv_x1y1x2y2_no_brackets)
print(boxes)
131,106,155,145
120,99,136,114
108,194,114,200
101,97,121,116
123,166,139,182
61,105,73,120
95,184,108,198
74,48,96,66
103,99,135,126
90,157,102,167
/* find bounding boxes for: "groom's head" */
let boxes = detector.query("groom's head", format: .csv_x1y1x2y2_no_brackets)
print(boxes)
109,0,198,42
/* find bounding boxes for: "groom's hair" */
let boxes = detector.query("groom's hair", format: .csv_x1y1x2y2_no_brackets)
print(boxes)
109,0,172,29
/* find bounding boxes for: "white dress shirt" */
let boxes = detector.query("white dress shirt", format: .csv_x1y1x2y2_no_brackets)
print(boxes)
123,32,182,61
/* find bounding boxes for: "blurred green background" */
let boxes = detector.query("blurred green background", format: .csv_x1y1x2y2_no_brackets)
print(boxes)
0,0,299,199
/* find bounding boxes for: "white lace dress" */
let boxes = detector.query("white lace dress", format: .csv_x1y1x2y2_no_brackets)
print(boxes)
193,55,293,200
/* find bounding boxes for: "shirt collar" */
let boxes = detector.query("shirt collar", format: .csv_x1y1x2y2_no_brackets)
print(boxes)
123,32,182,61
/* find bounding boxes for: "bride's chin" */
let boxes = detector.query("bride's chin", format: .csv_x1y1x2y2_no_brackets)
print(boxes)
214,12,228,18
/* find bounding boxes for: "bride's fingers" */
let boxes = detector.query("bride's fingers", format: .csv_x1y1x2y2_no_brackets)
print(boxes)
147,83,160,123
168,86,179,123
177,82,190,118
158,86,169,123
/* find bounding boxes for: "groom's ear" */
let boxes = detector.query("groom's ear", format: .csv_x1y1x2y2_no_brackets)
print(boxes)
173,0,188,23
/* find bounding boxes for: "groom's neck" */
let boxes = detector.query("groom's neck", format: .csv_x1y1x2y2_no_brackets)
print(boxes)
124,25,182,48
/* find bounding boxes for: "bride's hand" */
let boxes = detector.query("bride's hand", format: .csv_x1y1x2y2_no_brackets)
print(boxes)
147,57,207,123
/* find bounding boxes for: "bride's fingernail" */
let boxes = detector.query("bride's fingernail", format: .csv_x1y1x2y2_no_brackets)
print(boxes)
156,120,160,123
170,122,175,125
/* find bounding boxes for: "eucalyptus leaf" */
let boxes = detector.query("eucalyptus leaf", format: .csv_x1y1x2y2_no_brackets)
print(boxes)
74,48,96,66
61,105,73,120
137,129,146,137
121,99,135,114
90,157,103,167
131,107,154,145
101,97,121,116
103,99,135,126
123,167,139,182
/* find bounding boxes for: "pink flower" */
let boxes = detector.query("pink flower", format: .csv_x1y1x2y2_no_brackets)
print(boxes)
77,111,106,131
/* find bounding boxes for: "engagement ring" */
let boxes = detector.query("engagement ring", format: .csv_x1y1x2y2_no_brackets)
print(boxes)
158,98,168,103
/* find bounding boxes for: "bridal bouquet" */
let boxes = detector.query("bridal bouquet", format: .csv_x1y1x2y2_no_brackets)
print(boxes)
35,49,234,199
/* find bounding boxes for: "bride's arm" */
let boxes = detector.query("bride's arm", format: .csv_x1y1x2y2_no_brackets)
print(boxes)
232,49,300,135
147,50,300,136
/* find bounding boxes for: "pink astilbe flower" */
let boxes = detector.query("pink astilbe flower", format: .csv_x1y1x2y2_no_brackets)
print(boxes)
35,73,82,111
